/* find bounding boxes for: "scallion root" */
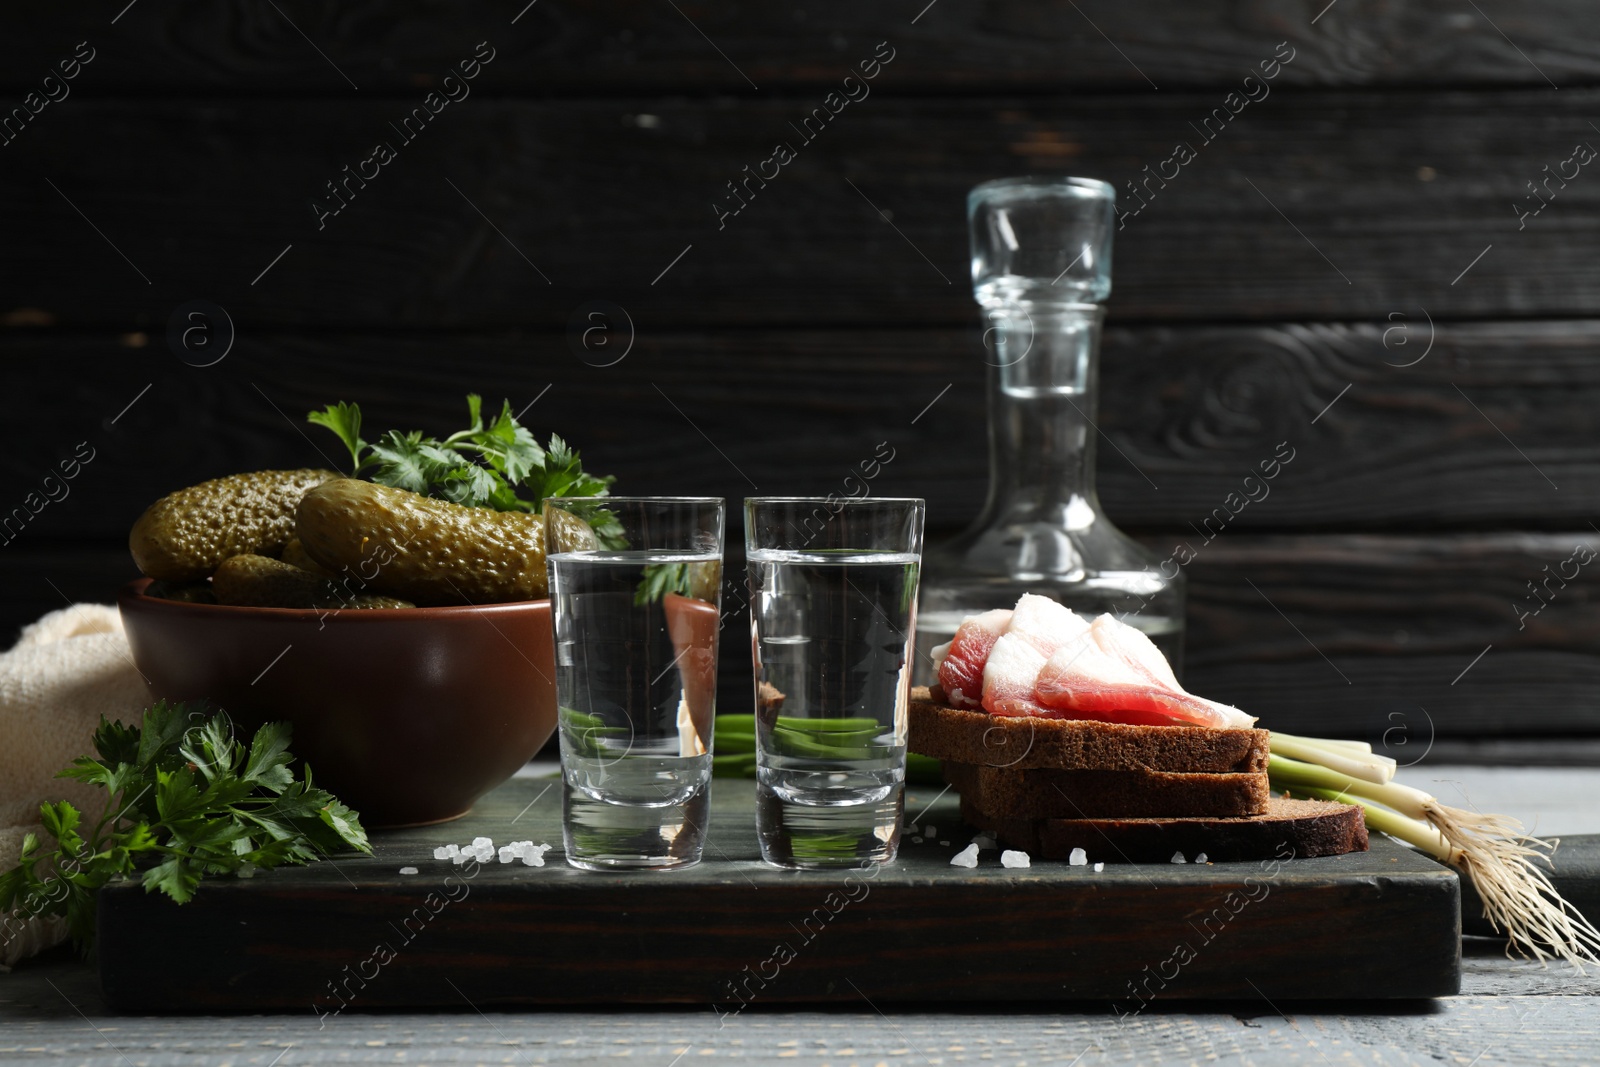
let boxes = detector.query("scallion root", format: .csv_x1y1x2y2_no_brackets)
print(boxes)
1423,800,1600,968
1270,744,1600,969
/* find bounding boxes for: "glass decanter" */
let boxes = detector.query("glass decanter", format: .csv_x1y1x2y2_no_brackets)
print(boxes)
915,177,1185,682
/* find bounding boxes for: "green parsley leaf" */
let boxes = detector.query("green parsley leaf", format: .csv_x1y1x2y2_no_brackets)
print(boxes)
240,721,295,793
306,396,622,544
307,402,367,475
0,700,369,957
634,563,691,606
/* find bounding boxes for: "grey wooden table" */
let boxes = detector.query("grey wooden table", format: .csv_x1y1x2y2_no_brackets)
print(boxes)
2,765,1597,1067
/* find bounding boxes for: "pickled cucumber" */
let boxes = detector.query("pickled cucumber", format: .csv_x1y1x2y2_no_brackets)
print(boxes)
130,469,336,582
280,537,331,576
211,553,414,609
296,480,590,604
212,554,327,607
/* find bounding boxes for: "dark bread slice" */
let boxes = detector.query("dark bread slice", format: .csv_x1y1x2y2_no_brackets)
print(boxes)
910,688,1268,774
943,761,1270,819
961,795,1368,863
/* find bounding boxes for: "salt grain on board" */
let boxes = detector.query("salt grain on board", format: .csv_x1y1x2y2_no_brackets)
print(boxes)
1196,852,1209,864
437,837,501,864
1171,851,1187,864
1093,862,1104,872
950,844,979,868
1068,847,1087,866
1001,850,1031,869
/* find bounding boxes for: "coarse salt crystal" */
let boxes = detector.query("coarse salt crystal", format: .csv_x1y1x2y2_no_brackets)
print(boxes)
1171,851,1187,864
950,844,980,868
1001,850,1031,869
938,840,950,847
1093,862,1104,873
1196,852,1209,864
471,836,492,848
433,844,458,860
924,825,937,837
521,843,552,867
1068,848,1088,866
497,846,518,864
398,867,418,875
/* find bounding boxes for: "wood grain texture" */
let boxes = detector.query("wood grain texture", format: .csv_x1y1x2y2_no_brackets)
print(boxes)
92,775,1459,1011
3,92,1600,328
1181,533,1600,737
2,998,1600,1066
8,1,1600,94
7,530,1600,740
3,320,1599,550
11,764,1600,1056
6,320,1600,735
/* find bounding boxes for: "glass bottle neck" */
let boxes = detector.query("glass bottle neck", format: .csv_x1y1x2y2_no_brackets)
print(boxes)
979,303,1104,531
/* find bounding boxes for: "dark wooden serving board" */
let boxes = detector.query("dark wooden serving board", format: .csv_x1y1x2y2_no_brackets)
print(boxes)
96,774,1460,1013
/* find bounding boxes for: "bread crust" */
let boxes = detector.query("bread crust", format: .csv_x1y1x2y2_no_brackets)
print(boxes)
962,795,1369,863
910,690,1268,773
943,761,1271,820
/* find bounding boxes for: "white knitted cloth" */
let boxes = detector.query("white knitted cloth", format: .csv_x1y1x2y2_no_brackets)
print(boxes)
0,605,148,968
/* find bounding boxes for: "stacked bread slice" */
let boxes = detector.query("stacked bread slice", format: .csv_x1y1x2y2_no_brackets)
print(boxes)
909,689,1368,863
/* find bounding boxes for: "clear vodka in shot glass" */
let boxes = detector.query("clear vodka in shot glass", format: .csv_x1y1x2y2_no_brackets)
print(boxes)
745,497,925,869
546,496,725,871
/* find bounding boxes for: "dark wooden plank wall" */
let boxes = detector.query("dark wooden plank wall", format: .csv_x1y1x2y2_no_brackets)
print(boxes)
4,2,1599,741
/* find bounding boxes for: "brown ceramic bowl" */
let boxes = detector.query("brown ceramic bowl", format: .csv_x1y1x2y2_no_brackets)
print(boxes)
117,579,556,828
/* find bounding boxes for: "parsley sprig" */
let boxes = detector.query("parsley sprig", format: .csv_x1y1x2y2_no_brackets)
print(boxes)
633,560,722,606
0,701,369,956
309,395,618,521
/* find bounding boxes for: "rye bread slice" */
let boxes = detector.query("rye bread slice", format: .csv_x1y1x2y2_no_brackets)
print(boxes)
961,795,1368,863
943,761,1270,820
909,688,1268,774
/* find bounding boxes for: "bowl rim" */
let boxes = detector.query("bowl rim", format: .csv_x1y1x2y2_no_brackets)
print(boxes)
119,577,549,620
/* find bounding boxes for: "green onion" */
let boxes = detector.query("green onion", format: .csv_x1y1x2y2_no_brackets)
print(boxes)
1292,736,1373,755
1269,746,1600,966
1268,753,1423,814
1278,782,1450,860
712,753,758,776
710,715,944,785
776,716,882,732
1270,733,1395,784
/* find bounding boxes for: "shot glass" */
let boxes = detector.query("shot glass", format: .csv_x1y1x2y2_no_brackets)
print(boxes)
545,496,725,870
745,497,925,868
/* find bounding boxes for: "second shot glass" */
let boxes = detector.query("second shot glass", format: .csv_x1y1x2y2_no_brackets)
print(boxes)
545,496,725,871
745,497,925,869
